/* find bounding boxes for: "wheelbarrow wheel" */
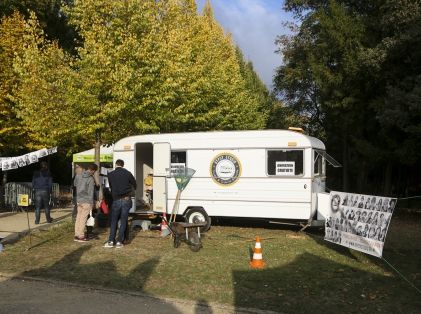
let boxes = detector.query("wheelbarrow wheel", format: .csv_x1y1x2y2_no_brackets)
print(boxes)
173,235,181,248
189,244,202,252
185,207,211,232
188,231,202,252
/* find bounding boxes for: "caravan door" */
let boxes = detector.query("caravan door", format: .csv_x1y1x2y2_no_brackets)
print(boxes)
153,142,170,213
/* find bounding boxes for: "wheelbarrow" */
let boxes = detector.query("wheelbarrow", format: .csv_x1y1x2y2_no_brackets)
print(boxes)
168,221,206,252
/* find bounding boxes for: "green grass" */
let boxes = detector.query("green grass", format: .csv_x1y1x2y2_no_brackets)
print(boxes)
0,214,420,313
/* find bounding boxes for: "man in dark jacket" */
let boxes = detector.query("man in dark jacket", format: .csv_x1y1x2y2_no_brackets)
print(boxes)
104,159,136,248
32,161,53,224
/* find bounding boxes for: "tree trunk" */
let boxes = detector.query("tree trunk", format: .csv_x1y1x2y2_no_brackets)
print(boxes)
357,161,366,193
94,133,103,202
342,135,349,192
383,160,392,196
1,171,7,186
1,171,7,208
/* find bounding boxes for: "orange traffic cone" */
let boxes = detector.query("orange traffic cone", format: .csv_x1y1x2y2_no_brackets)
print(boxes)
160,216,170,237
250,236,266,269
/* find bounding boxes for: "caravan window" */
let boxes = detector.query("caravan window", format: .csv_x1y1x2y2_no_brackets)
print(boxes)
267,150,304,176
171,151,186,175
314,150,324,176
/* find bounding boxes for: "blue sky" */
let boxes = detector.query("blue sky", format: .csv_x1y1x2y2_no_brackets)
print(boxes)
196,0,294,89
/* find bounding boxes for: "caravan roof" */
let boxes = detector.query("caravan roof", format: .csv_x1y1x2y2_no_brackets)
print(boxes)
113,130,325,151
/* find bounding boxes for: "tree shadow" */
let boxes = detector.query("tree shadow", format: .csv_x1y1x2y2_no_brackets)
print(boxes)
233,252,421,313
306,232,360,262
213,217,302,232
14,245,182,313
194,299,213,314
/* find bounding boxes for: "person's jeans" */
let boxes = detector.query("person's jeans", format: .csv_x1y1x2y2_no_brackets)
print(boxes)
34,189,51,223
108,198,132,243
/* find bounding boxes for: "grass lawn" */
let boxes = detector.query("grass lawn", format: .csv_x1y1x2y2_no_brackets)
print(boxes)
0,213,420,313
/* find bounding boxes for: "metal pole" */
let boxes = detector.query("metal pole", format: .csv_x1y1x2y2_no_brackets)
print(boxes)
25,207,33,249
170,190,181,223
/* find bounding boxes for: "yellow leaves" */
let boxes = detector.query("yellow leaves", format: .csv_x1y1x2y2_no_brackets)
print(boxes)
7,0,266,152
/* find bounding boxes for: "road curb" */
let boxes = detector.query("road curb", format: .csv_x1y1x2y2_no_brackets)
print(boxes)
0,212,17,218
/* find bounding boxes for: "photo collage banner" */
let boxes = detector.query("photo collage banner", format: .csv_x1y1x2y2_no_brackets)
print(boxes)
0,147,57,171
324,191,397,258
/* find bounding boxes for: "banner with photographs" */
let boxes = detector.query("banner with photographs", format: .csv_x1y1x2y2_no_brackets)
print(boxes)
0,147,57,171
324,191,397,258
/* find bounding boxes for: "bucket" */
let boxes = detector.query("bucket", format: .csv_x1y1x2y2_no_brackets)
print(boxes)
97,213,109,228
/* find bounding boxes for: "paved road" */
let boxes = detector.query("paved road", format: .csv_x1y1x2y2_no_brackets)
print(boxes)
0,275,268,314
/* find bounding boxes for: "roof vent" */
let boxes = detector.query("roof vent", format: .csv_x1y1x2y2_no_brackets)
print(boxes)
288,127,304,133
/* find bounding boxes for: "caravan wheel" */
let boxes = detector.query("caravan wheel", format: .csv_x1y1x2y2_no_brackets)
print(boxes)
185,207,211,232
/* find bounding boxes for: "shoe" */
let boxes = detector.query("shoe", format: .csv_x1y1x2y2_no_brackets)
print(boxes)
35,221,39,225
115,242,124,249
103,241,114,248
74,236,89,242
86,233,99,240
47,218,53,223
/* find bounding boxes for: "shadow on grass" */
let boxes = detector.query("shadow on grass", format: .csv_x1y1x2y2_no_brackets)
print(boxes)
233,251,421,313
213,217,303,232
194,299,213,314
17,245,182,313
306,231,360,262
308,214,421,275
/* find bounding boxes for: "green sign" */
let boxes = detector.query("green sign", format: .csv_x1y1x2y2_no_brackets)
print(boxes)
72,154,113,163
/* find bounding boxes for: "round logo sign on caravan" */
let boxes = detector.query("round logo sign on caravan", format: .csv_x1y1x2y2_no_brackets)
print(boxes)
210,153,242,186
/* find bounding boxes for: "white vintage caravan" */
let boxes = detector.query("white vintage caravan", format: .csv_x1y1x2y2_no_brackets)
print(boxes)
112,130,340,230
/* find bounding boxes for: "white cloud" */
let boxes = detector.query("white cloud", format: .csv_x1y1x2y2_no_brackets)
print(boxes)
197,0,293,89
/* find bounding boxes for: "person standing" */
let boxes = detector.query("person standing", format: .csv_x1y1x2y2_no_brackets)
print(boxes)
73,164,98,242
71,164,83,221
104,159,136,248
32,161,53,224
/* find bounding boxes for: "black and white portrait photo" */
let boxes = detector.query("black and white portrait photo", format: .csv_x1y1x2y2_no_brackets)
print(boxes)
2,160,10,171
326,191,397,258
37,149,48,158
29,153,38,164
17,157,26,167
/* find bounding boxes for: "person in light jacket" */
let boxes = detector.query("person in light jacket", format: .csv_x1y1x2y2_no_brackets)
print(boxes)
73,164,98,242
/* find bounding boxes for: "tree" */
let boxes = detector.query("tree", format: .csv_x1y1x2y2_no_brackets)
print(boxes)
13,0,266,176
276,0,369,190
275,0,421,195
13,13,80,150
0,0,77,51
0,12,29,154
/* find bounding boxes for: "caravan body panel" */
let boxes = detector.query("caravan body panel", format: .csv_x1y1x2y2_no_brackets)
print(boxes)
112,130,327,221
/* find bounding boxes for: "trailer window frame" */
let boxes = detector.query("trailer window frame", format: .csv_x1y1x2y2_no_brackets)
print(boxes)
313,150,325,177
266,149,304,177
170,150,187,175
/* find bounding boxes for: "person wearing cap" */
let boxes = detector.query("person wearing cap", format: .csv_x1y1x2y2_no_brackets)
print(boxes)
32,161,53,224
